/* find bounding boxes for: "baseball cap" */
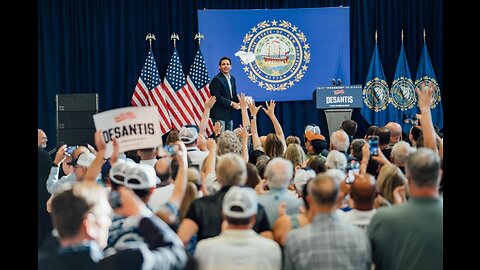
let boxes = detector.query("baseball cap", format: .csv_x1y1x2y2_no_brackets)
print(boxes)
305,131,325,141
304,124,321,135
222,186,258,219
67,152,96,167
293,168,316,191
124,163,158,190
109,159,137,185
179,125,199,144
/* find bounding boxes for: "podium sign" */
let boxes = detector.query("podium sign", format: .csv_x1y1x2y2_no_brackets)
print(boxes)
315,85,363,109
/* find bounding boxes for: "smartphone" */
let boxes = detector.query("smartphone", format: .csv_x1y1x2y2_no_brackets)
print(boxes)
163,145,176,156
66,146,77,155
108,190,122,209
403,114,418,125
368,135,379,156
346,160,360,184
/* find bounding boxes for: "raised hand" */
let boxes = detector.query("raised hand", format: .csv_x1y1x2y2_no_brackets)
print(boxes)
262,99,276,118
214,121,222,136
416,82,435,111
247,98,263,116
204,96,217,110
238,93,248,110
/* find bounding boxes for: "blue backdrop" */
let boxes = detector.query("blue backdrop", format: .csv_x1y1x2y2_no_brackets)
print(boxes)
198,8,350,101
38,0,443,149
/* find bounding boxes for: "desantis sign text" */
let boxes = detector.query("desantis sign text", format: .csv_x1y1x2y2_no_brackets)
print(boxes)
315,85,363,109
93,106,162,158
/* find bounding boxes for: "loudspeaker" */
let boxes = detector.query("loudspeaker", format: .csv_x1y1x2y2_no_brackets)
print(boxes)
57,129,96,147
56,93,98,147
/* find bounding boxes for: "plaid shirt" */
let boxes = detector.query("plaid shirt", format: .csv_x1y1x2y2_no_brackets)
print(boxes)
284,212,371,270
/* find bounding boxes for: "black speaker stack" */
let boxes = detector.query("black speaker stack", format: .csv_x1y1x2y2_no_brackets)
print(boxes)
56,93,98,147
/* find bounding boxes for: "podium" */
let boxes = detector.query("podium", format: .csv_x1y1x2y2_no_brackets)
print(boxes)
315,85,362,135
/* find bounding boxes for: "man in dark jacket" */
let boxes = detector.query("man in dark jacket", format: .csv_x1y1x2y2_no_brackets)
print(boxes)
209,57,240,131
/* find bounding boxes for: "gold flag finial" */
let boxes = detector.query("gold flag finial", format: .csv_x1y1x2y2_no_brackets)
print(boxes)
194,33,204,45
401,29,404,42
423,28,426,41
375,30,378,43
171,33,180,48
146,33,156,49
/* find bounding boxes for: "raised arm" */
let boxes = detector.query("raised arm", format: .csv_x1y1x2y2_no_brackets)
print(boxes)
416,82,438,154
262,100,286,152
199,96,216,137
247,99,263,150
166,141,188,209
238,93,250,128
238,125,251,163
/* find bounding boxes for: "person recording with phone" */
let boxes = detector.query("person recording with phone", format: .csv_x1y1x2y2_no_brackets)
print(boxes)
209,57,240,132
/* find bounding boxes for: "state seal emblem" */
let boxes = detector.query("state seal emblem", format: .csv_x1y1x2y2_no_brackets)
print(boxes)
390,77,416,110
363,78,389,112
239,20,310,91
414,76,441,109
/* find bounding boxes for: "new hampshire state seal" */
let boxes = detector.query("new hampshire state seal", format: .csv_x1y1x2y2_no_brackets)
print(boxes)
390,77,416,110
363,77,389,112
239,20,310,91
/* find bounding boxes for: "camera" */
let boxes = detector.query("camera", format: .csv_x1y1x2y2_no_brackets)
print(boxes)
108,190,122,209
403,114,419,125
368,135,379,156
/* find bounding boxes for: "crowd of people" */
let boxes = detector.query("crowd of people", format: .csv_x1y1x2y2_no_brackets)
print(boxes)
38,78,443,269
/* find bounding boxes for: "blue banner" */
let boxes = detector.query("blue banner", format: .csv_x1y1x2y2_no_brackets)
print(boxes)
415,42,443,130
361,43,392,127
198,8,350,102
316,85,363,109
390,42,418,134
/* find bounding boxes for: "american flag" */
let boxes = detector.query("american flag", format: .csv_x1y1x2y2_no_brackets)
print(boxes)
162,49,195,130
131,49,171,134
186,49,214,136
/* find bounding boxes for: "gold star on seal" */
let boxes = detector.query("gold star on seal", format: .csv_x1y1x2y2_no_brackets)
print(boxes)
288,81,294,86
240,45,246,51
303,44,310,50
251,26,258,33
291,26,297,32
271,20,277,26
258,81,264,87
243,66,249,72
302,65,308,71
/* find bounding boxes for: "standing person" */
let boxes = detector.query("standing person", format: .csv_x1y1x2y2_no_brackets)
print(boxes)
367,148,443,270
38,129,54,248
209,57,240,131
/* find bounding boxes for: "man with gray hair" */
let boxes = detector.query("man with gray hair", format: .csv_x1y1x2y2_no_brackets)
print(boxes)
367,148,442,270
258,157,303,226
329,130,353,163
284,174,371,270
391,141,415,174
177,153,273,247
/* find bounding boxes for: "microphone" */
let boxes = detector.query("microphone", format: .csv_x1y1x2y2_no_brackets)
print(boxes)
332,78,336,86
337,79,342,86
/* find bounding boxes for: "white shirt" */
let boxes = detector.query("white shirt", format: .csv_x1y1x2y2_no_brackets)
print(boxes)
340,208,376,232
147,184,175,212
223,73,233,98
194,229,281,270
186,146,208,170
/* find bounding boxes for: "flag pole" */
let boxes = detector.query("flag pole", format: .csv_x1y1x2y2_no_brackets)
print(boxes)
145,33,156,49
401,29,404,42
375,30,378,43
171,33,180,48
194,33,204,46
423,28,426,42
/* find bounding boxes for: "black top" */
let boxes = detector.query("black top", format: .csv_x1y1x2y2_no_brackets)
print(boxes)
185,186,271,243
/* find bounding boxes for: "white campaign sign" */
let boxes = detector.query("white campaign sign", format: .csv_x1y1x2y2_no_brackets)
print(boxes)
93,106,162,158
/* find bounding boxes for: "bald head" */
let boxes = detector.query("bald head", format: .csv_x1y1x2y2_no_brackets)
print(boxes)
308,173,338,207
385,122,402,144
38,129,47,149
350,173,376,210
